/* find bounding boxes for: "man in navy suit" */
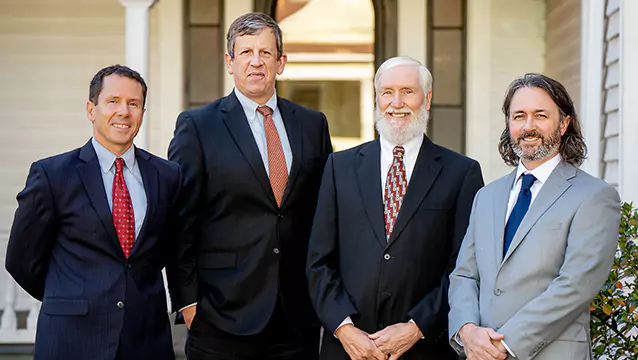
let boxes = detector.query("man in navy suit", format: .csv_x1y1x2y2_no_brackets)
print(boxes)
167,12,331,360
6,65,181,360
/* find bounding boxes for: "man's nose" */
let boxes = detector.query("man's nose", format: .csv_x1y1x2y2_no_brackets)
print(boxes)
390,93,404,108
249,53,263,67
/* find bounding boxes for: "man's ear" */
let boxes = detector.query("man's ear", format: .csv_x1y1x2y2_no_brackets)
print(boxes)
560,115,571,136
425,90,433,110
224,53,234,75
86,100,96,123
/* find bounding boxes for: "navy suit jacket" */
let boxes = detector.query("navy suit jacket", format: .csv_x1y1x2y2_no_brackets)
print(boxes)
6,140,181,360
167,92,332,335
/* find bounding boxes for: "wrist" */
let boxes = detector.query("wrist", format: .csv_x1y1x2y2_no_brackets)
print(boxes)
335,323,355,338
458,323,477,339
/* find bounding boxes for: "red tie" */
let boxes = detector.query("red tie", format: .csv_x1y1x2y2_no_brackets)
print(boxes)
112,158,135,258
384,146,407,238
257,105,288,206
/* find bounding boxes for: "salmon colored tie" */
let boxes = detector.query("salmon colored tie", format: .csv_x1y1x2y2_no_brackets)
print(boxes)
383,146,407,239
257,105,288,206
113,158,135,258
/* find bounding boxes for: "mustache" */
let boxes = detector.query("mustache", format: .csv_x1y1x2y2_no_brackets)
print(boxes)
517,130,544,141
384,107,413,115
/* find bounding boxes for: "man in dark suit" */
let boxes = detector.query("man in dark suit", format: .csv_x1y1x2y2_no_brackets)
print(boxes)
307,56,484,360
167,12,332,360
5,65,181,360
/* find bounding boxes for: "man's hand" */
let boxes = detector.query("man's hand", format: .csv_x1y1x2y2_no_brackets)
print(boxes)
458,323,507,360
368,322,422,360
181,305,197,330
336,324,387,360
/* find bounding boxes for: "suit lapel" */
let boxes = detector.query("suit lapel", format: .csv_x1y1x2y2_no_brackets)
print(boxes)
356,140,386,247
130,148,157,257
501,161,575,264
278,98,302,208
221,92,276,205
388,137,441,246
76,141,124,259
493,171,516,268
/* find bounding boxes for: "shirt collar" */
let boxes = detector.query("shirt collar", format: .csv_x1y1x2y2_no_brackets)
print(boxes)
234,87,278,123
379,133,424,156
91,137,136,174
514,153,562,186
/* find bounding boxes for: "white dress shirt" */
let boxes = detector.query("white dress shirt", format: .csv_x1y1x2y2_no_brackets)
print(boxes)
335,133,425,337
455,153,563,358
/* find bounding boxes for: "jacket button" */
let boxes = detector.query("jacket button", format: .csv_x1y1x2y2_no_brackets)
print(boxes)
116,301,124,309
494,289,502,296
384,254,391,260
273,248,280,254
278,212,284,219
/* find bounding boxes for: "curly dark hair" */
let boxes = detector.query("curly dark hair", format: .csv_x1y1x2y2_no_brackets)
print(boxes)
498,73,587,167
89,64,147,107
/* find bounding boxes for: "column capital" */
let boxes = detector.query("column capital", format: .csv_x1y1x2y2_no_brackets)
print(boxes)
119,0,157,8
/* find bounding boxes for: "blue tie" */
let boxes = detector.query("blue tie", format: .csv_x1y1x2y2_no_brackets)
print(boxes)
504,174,537,257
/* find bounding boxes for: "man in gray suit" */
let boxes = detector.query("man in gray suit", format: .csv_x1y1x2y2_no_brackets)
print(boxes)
448,73,620,360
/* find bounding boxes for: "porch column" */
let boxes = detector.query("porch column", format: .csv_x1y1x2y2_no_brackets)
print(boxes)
223,0,254,95
119,0,158,150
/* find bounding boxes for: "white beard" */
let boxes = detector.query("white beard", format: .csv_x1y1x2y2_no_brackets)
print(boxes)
375,103,429,145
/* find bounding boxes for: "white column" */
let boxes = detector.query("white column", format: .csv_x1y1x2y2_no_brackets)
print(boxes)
119,0,157,150
157,0,184,158
619,0,638,203
397,0,427,65
223,0,254,95
465,0,494,179
579,0,605,178
360,79,375,142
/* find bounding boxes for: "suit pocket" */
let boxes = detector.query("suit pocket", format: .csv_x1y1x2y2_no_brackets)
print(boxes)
198,251,237,269
41,298,89,316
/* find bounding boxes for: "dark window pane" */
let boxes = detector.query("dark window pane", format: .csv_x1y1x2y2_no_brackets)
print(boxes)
432,0,462,27
432,30,462,106
190,0,220,25
430,107,463,153
188,27,221,104
278,80,361,138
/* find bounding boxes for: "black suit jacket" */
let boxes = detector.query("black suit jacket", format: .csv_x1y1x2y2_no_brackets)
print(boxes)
167,91,332,335
6,141,181,360
307,137,484,359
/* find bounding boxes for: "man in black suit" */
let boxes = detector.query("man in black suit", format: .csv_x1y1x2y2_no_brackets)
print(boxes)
167,12,332,360
6,65,181,360
307,56,484,360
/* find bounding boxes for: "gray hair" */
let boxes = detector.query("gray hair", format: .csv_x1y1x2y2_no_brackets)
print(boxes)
374,56,433,95
226,12,284,59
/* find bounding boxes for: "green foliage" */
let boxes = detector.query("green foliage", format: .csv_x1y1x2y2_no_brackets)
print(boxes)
591,202,638,359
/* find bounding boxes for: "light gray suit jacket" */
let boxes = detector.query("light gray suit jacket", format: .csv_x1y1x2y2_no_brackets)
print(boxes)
448,161,620,360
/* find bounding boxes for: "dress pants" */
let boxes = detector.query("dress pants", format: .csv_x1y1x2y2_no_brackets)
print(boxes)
186,300,320,360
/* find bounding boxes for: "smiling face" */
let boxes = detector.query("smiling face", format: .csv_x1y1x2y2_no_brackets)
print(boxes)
375,65,432,144
87,74,145,156
508,86,569,169
225,28,287,104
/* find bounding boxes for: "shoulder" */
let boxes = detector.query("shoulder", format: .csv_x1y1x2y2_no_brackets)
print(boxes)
433,143,480,169
572,167,619,200
138,149,180,175
179,97,226,123
330,140,376,163
279,97,325,120
35,146,83,173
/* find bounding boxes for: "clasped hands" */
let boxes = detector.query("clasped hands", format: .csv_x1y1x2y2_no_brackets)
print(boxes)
458,323,509,360
335,322,422,360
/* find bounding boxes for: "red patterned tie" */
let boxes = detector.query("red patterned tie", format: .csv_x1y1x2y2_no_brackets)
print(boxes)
384,146,407,238
257,105,288,207
112,158,135,258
